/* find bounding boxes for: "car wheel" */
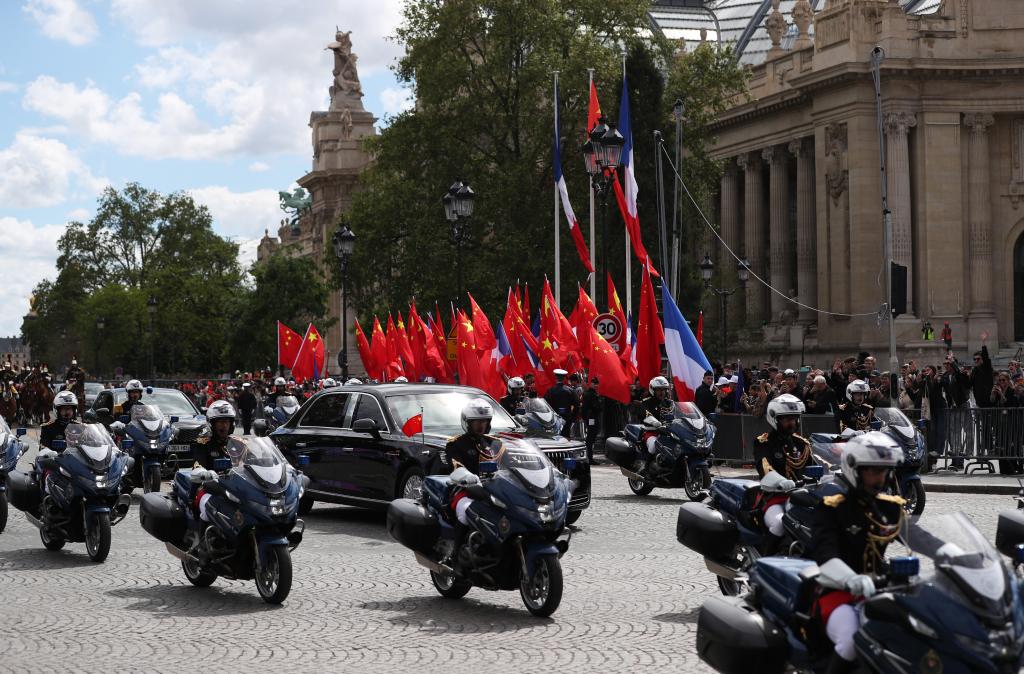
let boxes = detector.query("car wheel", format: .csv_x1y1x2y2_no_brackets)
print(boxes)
397,466,426,501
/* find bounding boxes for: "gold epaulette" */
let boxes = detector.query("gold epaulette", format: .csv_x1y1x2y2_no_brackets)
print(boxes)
195,436,210,445
446,435,458,443
837,403,848,411
755,432,770,443
863,404,874,411
822,493,846,507
876,493,906,505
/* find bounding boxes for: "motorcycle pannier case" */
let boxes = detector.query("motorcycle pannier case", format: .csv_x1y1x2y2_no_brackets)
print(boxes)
6,470,39,513
139,492,186,545
603,436,636,470
676,502,739,561
386,498,439,554
696,595,787,674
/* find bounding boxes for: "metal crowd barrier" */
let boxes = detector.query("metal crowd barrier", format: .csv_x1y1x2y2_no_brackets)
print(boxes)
928,407,1024,473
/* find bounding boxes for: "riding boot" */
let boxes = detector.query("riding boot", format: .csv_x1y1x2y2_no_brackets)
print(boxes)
825,653,855,674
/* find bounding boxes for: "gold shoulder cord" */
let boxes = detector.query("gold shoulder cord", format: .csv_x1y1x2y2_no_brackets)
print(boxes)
863,505,904,574
785,441,812,480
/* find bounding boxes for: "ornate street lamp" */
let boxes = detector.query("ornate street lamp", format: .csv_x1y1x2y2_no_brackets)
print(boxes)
95,316,105,380
700,255,750,366
332,225,356,380
443,179,475,300
584,116,625,300
147,296,157,380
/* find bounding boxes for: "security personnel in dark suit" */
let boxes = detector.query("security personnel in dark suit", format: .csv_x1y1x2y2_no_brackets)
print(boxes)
191,400,235,471
806,432,905,672
40,391,79,450
582,377,603,464
837,380,873,433
499,377,528,416
543,369,576,437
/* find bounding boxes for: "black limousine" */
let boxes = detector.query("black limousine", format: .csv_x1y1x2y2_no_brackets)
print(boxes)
267,383,591,523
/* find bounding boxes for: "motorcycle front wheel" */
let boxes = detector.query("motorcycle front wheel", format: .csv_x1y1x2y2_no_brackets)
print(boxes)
255,545,292,604
685,465,710,502
903,480,926,516
85,511,111,562
519,554,563,617
144,464,161,494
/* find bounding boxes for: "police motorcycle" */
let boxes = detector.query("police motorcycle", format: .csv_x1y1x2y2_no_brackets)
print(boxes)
604,401,715,500
111,404,177,493
6,423,132,562
0,415,29,532
514,397,564,436
138,436,306,604
697,510,1024,674
810,407,927,516
386,438,575,617
253,395,300,437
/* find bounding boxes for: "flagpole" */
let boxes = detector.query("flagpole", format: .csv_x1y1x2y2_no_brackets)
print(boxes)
553,70,561,307
621,51,632,318
588,68,597,301
276,321,281,378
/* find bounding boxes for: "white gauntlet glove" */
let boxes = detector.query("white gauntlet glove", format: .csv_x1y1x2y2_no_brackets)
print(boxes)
760,470,795,493
844,574,876,598
190,468,217,483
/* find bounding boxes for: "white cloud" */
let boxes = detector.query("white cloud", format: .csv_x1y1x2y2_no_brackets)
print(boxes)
66,207,90,221
0,82,18,94
0,217,66,335
187,186,281,240
0,133,107,207
23,0,98,46
248,161,269,173
380,86,414,117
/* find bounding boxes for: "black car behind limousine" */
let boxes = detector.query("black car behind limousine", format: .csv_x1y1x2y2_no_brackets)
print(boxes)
267,384,591,523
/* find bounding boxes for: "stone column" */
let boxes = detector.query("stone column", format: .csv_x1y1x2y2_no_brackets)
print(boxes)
965,113,995,315
884,111,917,314
764,145,791,322
719,160,743,325
824,123,850,316
789,138,816,323
738,151,766,327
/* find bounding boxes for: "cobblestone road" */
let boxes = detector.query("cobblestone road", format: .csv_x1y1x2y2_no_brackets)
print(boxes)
0,439,1014,674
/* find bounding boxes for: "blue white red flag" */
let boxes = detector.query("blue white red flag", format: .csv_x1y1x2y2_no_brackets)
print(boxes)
614,73,657,275
554,78,594,273
661,283,712,402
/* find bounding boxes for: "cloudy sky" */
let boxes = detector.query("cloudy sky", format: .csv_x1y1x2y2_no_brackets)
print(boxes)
0,0,411,336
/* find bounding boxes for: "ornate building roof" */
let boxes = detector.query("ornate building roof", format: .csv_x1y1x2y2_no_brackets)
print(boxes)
649,0,944,65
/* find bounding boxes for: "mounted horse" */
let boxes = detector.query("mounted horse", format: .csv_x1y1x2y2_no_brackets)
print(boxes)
20,372,53,425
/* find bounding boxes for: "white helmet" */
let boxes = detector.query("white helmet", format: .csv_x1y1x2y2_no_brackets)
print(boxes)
125,379,143,392
345,378,362,385
461,398,493,434
53,390,78,412
846,379,870,402
394,376,409,383
649,376,671,396
207,399,236,422
507,376,525,394
840,431,903,495
766,394,805,431
321,378,338,388
274,377,286,386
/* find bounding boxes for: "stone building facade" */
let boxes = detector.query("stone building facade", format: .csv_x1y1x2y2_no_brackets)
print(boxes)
0,337,31,370
650,0,1024,364
257,30,376,376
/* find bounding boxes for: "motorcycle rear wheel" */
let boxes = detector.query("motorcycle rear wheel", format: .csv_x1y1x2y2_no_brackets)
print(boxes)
255,545,292,604
628,477,655,496
144,465,161,494
182,558,217,587
430,570,471,599
40,526,65,551
716,543,759,597
519,554,563,617
85,512,111,562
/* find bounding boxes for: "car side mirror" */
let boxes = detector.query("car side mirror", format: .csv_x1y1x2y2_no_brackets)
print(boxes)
170,416,179,423
253,419,268,437
514,414,528,426
16,427,27,437
352,418,380,438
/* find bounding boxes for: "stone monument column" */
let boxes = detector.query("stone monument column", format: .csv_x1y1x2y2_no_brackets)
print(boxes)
719,160,744,324
824,123,850,316
764,145,791,322
738,151,766,328
965,113,995,316
789,138,816,324
884,111,917,314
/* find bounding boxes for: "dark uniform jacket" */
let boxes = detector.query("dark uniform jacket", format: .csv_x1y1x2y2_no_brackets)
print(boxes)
499,394,527,417
694,384,717,416
809,478,905,575
191,434,230,471
443,433,502,476
837,402,874,433
265,390,289,409
39,418,74,451
753,430,816,480
544,384,577,423
237,391,257,416
119,397,143,419
641,395,673,422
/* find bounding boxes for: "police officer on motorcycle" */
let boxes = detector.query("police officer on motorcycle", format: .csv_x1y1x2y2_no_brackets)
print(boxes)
444,399,503,525
265,377,288,408
837,380,874,433
807,432,904,673
500,377,527,416
191,400,236,471
754,394,816,552
642,376,675,421
116,379,146,418
40,391,79,450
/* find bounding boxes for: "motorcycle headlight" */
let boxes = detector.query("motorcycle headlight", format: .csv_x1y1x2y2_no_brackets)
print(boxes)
537,503,554,523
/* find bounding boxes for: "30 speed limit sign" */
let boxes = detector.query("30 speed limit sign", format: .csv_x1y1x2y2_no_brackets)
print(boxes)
593,313,625,352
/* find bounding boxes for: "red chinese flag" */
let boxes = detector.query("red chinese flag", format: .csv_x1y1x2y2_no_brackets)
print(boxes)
571,285,600,364
503,289,535,378
277,321,302,369
467,293,497,352
396,311,420,379
410,303,446,381
401,413,423,437
355,319,375,377
636,267,665,388
541,278,578,353
588,327,631,404
456,311,486,390
291,324,325,383
430,313,453,382
385,315,406,379
370,317,388,380
521,282,531,321
588,79,602,134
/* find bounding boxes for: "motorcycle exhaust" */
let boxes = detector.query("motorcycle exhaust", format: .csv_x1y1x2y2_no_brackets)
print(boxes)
619,466,643,480
25,512,43,530
414,551,453,575
164,541,201,565
704,557,745,582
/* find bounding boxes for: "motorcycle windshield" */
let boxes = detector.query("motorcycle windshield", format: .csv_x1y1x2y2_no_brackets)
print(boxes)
523,398,560,435
668,401,715,446
498,441,554,496
226,436,288,491
131,404,165,435
907,512,1010,618
874,407,916,444
64,422,114,469
276,396,299,417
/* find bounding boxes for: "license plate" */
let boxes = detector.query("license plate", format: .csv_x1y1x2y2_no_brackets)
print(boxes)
169,444,191,453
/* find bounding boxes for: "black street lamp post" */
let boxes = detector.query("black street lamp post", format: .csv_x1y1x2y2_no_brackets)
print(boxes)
442,179,475,301
95,316,105,380
700,254,750,366
332,225,356,380
582,116,625,300
146,296,157,380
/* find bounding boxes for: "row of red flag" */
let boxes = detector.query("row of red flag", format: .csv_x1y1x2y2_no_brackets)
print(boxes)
276,322,326,384
350,271,669,405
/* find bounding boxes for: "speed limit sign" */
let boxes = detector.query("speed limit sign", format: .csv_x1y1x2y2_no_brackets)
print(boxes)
593,313,625,352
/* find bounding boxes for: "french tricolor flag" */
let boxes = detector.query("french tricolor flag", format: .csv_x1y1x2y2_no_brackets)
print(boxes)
554,78,594,274
494,321,514,373
661,283,712,402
